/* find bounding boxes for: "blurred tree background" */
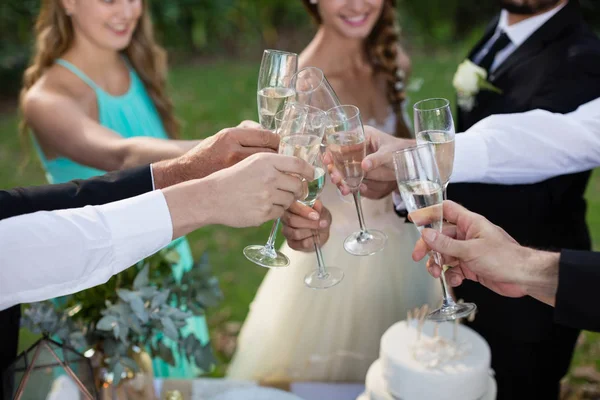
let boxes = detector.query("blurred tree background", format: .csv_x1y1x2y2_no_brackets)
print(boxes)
1,0,598,100
1,0,600,394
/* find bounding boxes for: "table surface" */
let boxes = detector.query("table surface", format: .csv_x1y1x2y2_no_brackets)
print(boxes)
155,378,366,400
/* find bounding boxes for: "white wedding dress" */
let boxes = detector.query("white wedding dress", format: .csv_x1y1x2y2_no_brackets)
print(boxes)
227,111,441,382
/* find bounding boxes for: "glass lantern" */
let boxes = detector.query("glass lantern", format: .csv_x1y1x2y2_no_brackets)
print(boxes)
2,335,97,400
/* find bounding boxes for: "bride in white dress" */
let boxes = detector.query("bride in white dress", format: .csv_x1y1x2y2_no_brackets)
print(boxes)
227,0,440,382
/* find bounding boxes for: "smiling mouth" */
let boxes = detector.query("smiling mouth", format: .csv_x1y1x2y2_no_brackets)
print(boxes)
341,13,370,27
107,24,130,35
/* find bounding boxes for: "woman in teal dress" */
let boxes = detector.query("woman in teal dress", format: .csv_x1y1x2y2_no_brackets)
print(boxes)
20,0,207,378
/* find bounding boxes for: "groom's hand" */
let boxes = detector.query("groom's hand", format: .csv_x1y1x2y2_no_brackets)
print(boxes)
410,200,529,300
281,200,332,252
153,127,279,189
324,126,414,199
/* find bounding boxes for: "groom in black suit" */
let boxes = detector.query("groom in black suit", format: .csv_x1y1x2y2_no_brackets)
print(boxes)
449,0,600,399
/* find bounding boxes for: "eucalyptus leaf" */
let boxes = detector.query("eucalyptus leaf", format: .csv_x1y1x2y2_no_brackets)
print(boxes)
151,290,170,310
158,341,176,366
117,289,136,303
113,322,120,340
112,362,125,386
97,315,118,331
127,314,144,335
133,264,150,290
130,296,149,324
194,342,216,372
161,317,179,341
68,331,87,349
119,357,139,373
167,307,192,321
139,287,158,299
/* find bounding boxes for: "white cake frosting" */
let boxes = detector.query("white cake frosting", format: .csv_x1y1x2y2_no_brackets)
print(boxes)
361,320,495,400
363,359,496,400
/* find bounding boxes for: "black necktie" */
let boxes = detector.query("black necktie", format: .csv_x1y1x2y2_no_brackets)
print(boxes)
477,31,512,73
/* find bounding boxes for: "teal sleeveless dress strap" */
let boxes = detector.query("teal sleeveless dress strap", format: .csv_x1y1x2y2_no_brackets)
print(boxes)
33,58,209,378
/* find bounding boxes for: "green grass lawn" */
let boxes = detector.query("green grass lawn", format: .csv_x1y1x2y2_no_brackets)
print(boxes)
2,53,599,382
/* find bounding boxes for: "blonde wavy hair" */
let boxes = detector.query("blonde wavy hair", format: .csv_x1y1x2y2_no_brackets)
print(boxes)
19,0,179,148
301,0,411,139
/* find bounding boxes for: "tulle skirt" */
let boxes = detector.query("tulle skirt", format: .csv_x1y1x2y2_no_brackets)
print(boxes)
227,187,441,382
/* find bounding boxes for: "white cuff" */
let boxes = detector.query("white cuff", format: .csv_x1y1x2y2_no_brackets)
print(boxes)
99,190,173,275
452,133,489,183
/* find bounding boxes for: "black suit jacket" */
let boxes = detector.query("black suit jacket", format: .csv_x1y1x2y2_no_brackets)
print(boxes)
555,249,600,332
449,0,600,341
0,165,153,399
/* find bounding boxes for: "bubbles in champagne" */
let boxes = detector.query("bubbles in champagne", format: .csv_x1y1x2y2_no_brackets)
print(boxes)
328,133,366,190
416,130,455,185
279,134,323,165
257,87,295,131
397,180,443,232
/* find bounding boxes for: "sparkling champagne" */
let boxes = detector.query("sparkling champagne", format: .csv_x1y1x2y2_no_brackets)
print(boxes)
257,87,296,131
416,130,455,185
397,180,443,232
302,167,326,206
279,134,322,165
328,133,366,190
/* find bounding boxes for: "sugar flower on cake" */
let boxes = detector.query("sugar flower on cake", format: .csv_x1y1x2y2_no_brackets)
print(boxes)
453,60,502,111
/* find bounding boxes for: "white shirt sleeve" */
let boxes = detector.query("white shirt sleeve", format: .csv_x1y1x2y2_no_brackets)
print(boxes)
452,98,600,185
0,190,173,311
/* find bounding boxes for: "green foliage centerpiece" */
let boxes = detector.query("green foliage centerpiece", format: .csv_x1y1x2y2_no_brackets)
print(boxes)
21,250,222,386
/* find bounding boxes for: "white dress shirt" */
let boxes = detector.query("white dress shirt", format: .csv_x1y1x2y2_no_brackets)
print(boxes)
472,2,567,73
0,190,173,311
393,96,600,211
453,97,600,184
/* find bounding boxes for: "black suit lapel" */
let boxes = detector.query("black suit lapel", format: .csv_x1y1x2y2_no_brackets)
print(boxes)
490,0,582,82
467,16,500,61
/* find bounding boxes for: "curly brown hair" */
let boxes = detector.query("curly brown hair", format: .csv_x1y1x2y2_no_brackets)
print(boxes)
301,0,411,138
20,0,179,146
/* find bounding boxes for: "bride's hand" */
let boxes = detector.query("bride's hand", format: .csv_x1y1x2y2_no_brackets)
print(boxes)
281,200,332,252
324,125,414,199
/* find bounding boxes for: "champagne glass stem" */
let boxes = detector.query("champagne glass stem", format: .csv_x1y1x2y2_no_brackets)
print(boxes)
433,251,456,308
438,184,455,307
312,230,328,278
352,191,368,234
263,218,281,258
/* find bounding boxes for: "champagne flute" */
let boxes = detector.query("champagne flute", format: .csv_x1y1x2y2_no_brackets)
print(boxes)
243,51,297,268
303,148,344,289
326,105,388,256
291,66,341,112
257,49,298,131
393,144,476,322
292,67,351,204
413,98,455,198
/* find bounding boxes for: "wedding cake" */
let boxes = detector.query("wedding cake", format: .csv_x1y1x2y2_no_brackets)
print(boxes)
358,319,496,400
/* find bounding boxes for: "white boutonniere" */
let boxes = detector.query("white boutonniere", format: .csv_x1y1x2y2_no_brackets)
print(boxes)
453,60,502,111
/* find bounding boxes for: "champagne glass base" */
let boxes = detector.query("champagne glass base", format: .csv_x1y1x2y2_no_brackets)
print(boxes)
243,245,290,268
427,302,477,322
304,267,344,289
343,229,387,256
